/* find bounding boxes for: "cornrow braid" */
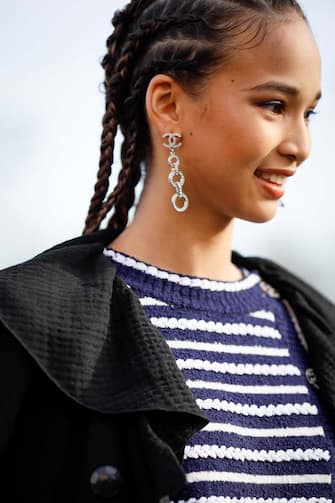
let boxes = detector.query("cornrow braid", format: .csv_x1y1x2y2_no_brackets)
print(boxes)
82,0,308,236
93,122,142,234
81,57,120,235
82,1,156,235
106,0,156,67
88,66,159,234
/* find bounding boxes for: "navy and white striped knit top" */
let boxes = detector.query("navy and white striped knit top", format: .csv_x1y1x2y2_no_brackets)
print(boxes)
103,247,335,503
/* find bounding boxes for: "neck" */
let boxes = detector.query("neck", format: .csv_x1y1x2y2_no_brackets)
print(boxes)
107,187,241,282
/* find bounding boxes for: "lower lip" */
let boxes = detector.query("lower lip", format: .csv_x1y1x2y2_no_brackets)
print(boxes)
254,174,285,199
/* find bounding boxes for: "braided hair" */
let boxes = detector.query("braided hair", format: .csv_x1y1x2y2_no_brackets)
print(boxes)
82,0,307,236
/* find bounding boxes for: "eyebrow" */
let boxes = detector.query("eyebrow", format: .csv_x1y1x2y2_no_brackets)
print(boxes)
245,81,322,102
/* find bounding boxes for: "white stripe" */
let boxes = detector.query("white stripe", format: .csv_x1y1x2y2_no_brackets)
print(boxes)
167,340,289,357
178,358,300,376
186,470,331,485
187,380,308,395
139,296,168,306
103,248,260,291
196,399,318,416
184,444,330,462
203,422,325,437
151,317,281,339
172,497,332,503
250,310,276,322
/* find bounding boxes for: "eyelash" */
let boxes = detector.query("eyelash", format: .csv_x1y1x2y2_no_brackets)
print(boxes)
259,100,319,121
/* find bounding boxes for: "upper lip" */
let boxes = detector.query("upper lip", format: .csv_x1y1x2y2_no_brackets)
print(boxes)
255,167,296,177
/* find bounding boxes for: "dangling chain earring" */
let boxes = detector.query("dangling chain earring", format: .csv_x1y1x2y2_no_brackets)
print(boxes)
162,132,189,212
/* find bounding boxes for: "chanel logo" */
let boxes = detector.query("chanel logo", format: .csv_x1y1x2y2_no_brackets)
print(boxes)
162,132,182,149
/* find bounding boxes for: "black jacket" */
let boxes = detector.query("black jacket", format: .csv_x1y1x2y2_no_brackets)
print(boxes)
0,228,334,502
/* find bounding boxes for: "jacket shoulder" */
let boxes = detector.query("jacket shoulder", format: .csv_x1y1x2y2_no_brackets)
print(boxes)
0,232,117,412
233,250,335,312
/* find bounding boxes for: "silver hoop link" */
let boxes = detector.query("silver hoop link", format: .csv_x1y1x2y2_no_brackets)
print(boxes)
168,152,180,170
168,169,185,190
162,132,189,213
172,193,189,212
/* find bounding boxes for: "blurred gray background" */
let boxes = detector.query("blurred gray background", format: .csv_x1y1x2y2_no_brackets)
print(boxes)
1,0,334,302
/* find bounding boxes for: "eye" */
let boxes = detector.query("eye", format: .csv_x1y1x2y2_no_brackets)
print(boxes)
258,100,286,115
259,101,319,122
304,109,319,122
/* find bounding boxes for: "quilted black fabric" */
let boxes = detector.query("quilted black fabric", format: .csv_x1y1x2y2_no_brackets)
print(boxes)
0,237,208,450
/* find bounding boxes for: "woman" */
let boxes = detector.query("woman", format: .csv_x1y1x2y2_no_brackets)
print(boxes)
1,0,334,502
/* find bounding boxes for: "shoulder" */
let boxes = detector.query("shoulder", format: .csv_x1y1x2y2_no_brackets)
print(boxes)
0,229,124,411
0,229,184,416
0,228,118,306
232,250,335,327
233,249,334,302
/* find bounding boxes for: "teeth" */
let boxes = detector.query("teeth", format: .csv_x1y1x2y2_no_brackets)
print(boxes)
255,170,287,186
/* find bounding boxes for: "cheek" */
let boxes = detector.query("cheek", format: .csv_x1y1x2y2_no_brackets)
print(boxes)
217,109,269,156
183,100,273,173
186,123,267,172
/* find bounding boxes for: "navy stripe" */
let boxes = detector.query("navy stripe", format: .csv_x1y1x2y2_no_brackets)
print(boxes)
192,388,311,404
159,330,286,348
183,458,331,475
180,369,304,386
144,305,278,324
200,410,322,427
170,348,290,364
176,480,332,500
187,434,327,451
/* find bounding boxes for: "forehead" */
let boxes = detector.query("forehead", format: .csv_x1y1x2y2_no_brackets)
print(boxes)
220,18,321,101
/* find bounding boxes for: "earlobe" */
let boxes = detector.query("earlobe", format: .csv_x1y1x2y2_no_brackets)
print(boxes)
145,74,182,132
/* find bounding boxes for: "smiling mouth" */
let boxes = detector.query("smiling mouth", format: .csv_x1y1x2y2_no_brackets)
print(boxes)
254,169,288,186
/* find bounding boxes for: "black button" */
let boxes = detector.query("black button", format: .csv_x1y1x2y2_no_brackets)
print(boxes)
305,367,320,390
90,465,123,499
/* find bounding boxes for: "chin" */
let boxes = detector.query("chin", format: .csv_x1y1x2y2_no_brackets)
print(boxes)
240,203,279,224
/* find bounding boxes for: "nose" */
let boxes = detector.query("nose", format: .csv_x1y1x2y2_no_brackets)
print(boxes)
277,118,311,166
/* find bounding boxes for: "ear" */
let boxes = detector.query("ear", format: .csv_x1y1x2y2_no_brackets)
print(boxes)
145,74,184,133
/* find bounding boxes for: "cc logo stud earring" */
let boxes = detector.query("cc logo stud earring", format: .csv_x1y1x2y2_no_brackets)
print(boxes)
162,132,189,212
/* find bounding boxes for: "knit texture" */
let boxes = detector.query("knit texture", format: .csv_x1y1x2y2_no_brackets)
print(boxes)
103,248,335,503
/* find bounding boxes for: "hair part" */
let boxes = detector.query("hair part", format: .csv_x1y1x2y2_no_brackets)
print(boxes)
82,0,308,236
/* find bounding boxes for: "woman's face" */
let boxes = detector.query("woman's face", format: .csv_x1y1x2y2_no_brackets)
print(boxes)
180,17,321,224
